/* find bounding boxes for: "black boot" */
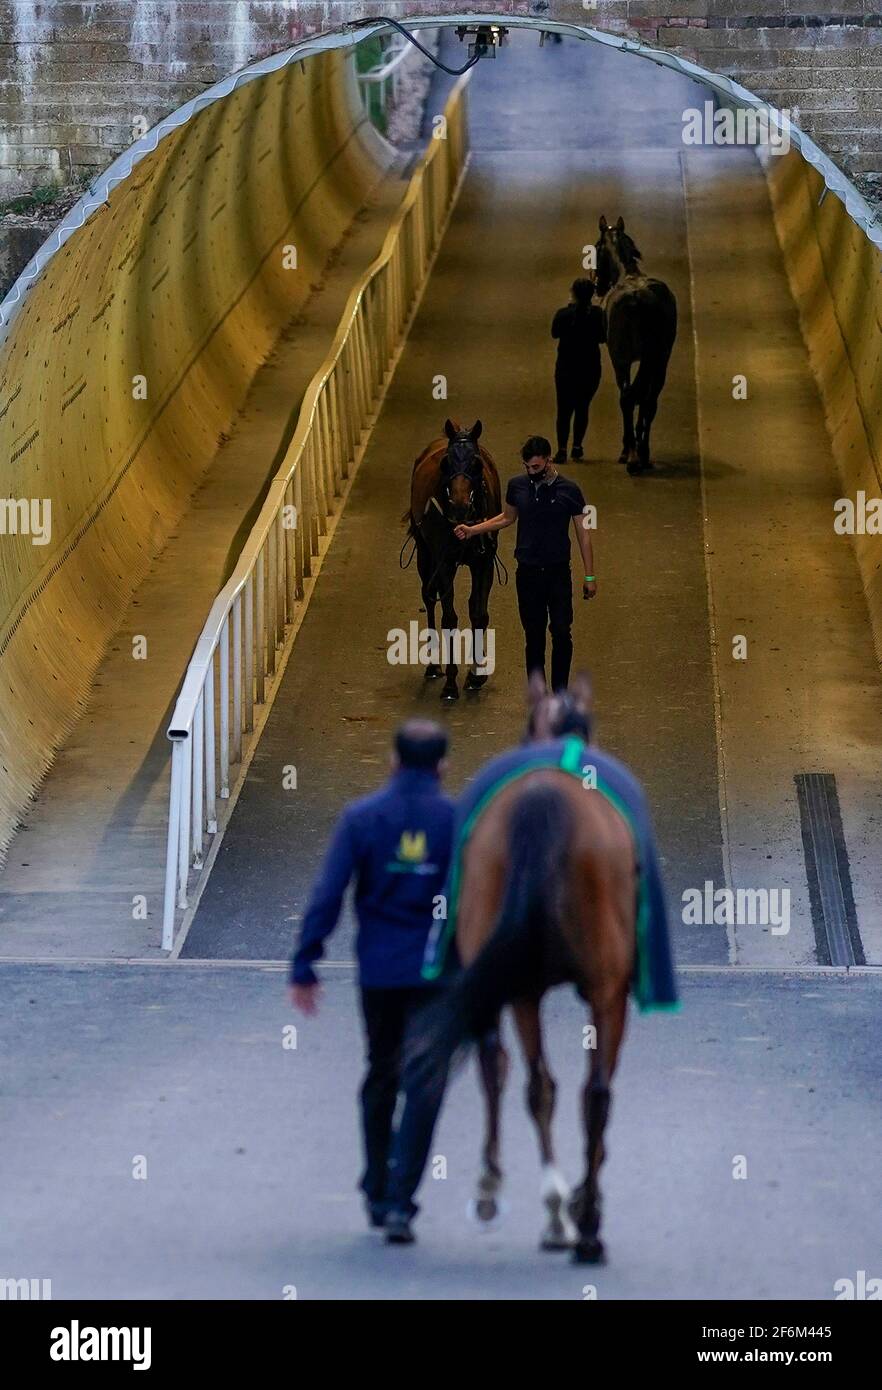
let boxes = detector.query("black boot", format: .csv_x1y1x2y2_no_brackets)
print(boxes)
385,1211,416,1245
365,1198,386,1231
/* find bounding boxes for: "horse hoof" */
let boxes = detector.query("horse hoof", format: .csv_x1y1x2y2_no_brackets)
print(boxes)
626,458,642,475
424,665,443,681
572,1237,606,1265
541,1184,578,1250
541,1234,575,1256
467,1195,508,1228
464,672,487,692
618,451,629,464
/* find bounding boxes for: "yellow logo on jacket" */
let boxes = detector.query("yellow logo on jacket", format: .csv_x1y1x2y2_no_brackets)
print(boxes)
396,830,427,864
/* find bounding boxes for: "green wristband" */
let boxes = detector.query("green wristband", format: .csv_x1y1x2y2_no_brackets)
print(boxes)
584,575,595,582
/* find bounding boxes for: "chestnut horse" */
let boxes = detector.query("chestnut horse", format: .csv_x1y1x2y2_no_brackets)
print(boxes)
421,674,638,1264
404,419,501,702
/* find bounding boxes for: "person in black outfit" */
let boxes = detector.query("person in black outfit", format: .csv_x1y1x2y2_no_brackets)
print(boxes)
551,277,605,464
289,720,455,1246
454,435,596,691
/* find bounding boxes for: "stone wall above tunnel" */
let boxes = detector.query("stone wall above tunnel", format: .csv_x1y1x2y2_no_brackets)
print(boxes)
1,2,881,209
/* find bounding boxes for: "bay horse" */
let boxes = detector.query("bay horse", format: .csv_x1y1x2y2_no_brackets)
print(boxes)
404,419,501,702
595,215,677,474
420,673,638,1264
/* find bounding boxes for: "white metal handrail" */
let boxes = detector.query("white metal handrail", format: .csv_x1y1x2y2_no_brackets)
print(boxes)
161,73,471,949
357,30,438,128
358,37,414,85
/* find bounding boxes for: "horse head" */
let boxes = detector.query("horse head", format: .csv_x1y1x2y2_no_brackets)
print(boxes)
526,670,593,741
441,418,484,522
595,215,642,297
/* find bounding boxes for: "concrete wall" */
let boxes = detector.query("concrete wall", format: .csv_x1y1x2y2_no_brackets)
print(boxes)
1,4,881,206
0,47,391,853
765,144,882,663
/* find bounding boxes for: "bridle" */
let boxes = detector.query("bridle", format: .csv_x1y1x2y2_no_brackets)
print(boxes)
595,230,642,299
527,692,592,742
436,433,485,525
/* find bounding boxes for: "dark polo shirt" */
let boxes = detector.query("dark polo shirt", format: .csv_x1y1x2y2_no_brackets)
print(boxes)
505,472,586,567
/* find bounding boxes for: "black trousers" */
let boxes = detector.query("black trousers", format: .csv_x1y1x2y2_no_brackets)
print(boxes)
555,366,601,455
516,561,574,692
359,985,447,1219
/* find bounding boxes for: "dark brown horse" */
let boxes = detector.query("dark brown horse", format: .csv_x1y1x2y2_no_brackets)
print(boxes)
405,420,501,702
419,674,638,1263
595,215,677,474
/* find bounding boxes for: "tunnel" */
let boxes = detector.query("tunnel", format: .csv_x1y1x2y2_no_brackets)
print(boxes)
2,10,882,1303
0,13,879,970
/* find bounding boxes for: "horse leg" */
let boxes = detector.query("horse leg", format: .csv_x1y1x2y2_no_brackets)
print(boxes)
472,1020,509,1223
464,556,493,692
617,370,638,469
634,396,651,472
572,987,628,1264
439,569,459,702
634,378,656,471
638,360,668,469
512,998,577,1251
416,535,442,680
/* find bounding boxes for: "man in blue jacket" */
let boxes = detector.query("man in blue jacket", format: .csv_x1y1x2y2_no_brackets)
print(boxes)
289,719,455,1245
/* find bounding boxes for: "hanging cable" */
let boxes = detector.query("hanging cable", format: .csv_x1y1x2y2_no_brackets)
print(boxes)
346,17,498,76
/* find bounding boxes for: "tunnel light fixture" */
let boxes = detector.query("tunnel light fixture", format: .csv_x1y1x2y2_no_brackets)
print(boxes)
455,24,509,61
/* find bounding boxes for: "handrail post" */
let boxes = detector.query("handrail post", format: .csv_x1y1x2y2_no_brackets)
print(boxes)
330,372,344,484
192,690,204,868
219,614,230,797
177,735,192,909
267,522,278,677
255,546,266,703
232,592,243,765
244,572,255,731
205,656,217,832
293,466,305,598
162,737,186,949
284,480,296,619
276,509,286,640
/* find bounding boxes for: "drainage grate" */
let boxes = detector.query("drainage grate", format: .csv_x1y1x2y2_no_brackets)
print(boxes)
794,773,865,967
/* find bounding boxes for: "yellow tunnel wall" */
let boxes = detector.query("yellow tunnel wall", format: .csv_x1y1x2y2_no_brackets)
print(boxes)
0,49,392,854
765,150,882,666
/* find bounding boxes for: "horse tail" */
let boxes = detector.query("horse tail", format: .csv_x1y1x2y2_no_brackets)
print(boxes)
415,784,574,1081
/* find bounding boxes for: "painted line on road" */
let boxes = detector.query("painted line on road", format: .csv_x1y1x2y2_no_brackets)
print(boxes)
0,957,879,976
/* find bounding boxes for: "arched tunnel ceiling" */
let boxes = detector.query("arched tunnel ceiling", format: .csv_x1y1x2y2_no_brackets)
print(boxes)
0,12,878,858
1,9,879,344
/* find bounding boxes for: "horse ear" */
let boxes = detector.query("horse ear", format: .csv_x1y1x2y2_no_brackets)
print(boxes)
599,214,608,232
571,671,593,714
615,216,625,232
444,419,456,440
469,420,483,442
527,669,547,709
